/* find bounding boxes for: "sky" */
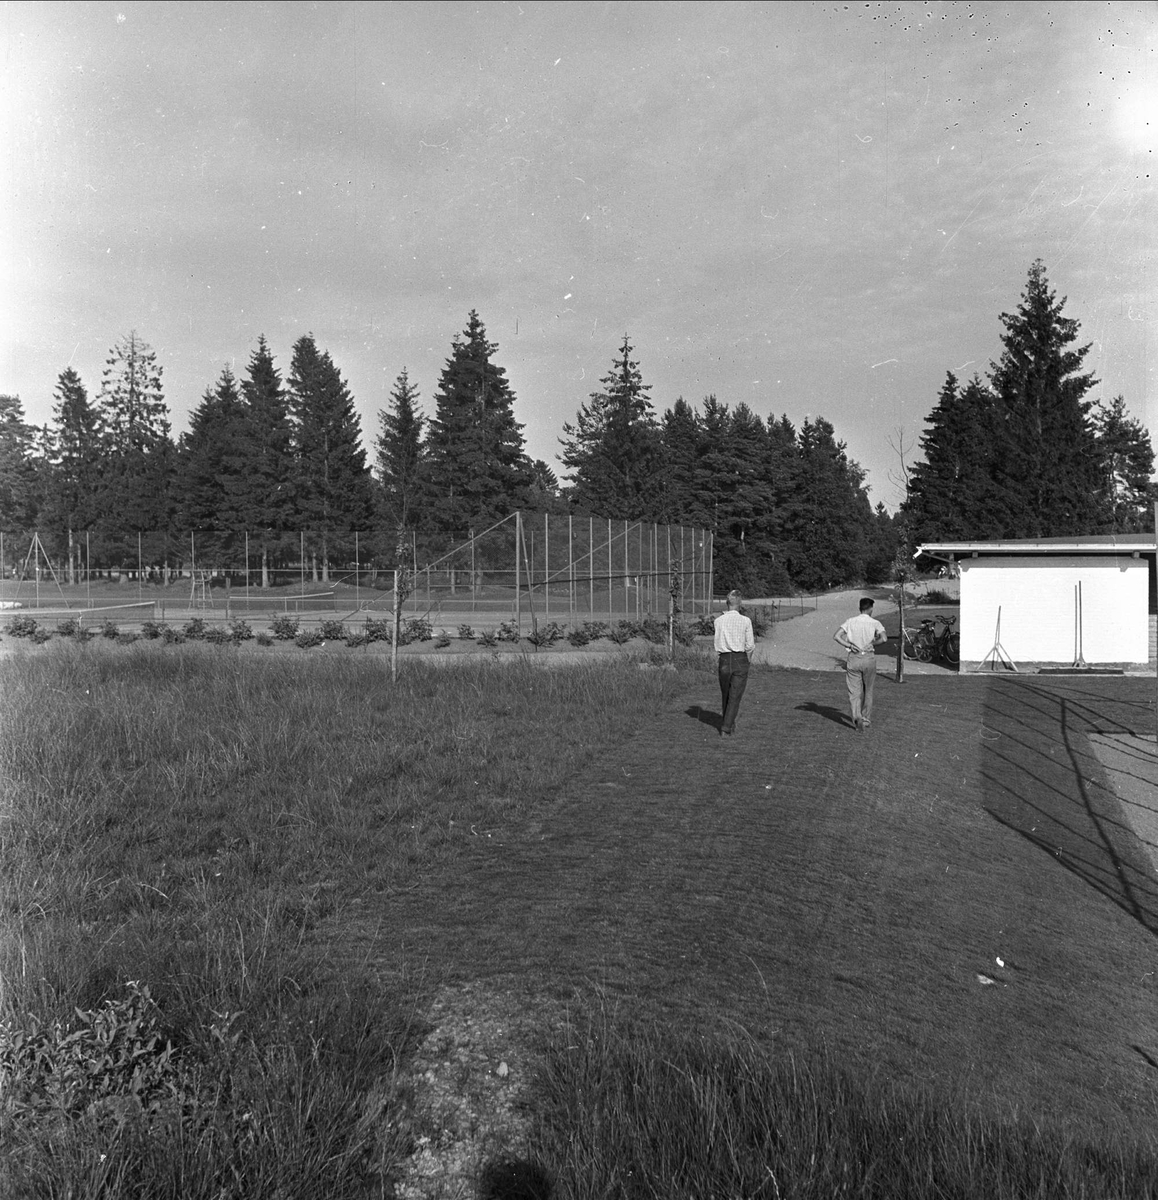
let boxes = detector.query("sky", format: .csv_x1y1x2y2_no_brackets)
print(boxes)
3,1,1155,510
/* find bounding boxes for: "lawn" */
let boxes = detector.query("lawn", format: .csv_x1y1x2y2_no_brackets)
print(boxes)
2,642,1157,1197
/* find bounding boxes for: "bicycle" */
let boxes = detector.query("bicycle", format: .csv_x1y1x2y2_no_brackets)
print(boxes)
902,614,959,665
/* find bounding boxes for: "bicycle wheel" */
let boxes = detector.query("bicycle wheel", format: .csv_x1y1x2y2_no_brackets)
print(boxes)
902,628,920,660
945,632,960,666
916,631,935,662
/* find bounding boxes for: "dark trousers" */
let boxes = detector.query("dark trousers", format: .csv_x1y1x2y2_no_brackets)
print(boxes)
718,651,750,734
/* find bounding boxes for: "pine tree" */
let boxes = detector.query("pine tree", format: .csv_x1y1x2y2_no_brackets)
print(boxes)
375,368,426,533
1091,395,1157,533
288,334,374,580
988,260,1100,537
559,335,660,519
96,331,173,537
424,311,532,531
42,369,104,581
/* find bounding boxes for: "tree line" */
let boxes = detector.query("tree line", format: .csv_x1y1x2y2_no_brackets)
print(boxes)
2,260,1148,594
0,311,894,593
902,260,1156,547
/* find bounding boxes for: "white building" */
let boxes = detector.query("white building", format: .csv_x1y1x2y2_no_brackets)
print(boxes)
915,535,1158,669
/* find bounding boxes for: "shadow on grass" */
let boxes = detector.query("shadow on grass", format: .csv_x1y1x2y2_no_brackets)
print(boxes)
980,677,1158,940
685,705,722,731
795,700,851,728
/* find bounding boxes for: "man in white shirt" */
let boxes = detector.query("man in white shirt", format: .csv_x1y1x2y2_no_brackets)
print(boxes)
834,597,888,732
714,589,756,736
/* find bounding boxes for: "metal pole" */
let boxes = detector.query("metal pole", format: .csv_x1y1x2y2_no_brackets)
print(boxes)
1153,500,1157,743
515,511,522,636
568,515,574,622
245,531,250,605
623,520,628,620
589,517,594,617
86,532,90,607
471,528,476,615
138,532,142,604
355,530,360,611
544,513,549,620
300,531,305,596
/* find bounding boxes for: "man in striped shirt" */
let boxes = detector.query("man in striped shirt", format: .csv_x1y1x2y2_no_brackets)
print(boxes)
714,589,755,736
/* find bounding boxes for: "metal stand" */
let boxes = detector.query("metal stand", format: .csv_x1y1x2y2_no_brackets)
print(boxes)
975,605,1018,672
1072,581,1087,668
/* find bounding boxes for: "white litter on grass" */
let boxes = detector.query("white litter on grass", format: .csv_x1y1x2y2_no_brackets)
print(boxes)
996,957,1004,968
976,974,997,986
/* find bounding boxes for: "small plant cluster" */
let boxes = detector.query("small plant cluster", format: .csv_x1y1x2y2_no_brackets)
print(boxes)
0,981,189,1127
4,614,51,643
526,621,565,648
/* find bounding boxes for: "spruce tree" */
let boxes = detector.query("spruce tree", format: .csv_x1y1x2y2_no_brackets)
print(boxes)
657,397,701,524
424,311,532,531
95,331,172,540
43,369,104,580
375,368,426,533
782,417,870,591
288,334,374,580
560,335,660,519
174,366,251,534
1091,395,1157,533
988,260,1100,537
240,336,296,585
904,373,1007,544
0,394,39,533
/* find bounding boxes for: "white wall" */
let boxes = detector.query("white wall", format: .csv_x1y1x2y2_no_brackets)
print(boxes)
959,555,1150,664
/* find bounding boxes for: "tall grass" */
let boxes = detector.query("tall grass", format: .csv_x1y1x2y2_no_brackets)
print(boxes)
526,1009,1158,1199
0,642,688,1198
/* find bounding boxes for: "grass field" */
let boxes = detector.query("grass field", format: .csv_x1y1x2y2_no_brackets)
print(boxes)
2,642,1157,1197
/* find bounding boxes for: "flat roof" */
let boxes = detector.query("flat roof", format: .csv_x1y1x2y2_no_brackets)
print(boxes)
917,534,1158,557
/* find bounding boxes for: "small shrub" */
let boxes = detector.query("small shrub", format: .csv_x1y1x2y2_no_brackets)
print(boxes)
5,613,40,638
100,619,120,639
345,631,369,648
527,621,564,648
295,628,324,649
405,616,433,642
582,620,610,640
255,630,274,647
269,613,299,640
116,631,140,645
749,605,773,639
640,617,668,645
30,627,52,644
0,981,186,1124
433,633,452,649
363,618,392,643
610,620,639,644
55,617,84,639
566,628,591,647
693,614,715,636
496,620,520,643
923,588,955,606
161,626,186,645
673,622,697,647
140,619,166,640
182,617,208,641
319,619,346,641
458,624,475,640
204,625,233,645
229,619,254,643
477,630,499,648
